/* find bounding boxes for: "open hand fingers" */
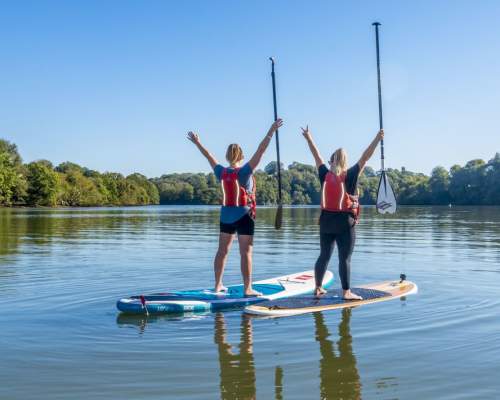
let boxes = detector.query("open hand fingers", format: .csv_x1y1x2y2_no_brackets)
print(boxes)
187,131,198,142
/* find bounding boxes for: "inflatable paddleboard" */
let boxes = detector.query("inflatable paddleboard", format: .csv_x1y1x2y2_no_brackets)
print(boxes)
245,278,417,317
117,270,334,314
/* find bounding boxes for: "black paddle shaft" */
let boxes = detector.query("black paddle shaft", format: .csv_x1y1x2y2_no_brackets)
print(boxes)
373,22,385,171
270,57,283,204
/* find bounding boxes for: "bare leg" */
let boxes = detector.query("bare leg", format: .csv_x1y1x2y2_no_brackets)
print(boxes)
214,232,234,292
238,234,260,296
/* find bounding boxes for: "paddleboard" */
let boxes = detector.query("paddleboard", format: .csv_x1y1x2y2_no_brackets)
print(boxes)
244,279,417,317
117,270,334,314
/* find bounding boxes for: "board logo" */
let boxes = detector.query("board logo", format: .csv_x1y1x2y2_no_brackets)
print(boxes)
377,201,393,210
294,274,313,280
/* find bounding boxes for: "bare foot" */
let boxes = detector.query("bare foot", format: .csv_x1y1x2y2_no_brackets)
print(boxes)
343,289,362,300
314,287,327,298
214,285,228,293
244,289,262,297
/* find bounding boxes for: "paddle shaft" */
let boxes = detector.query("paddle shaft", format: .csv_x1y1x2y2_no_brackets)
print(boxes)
270,58,283,205
373,22,385,171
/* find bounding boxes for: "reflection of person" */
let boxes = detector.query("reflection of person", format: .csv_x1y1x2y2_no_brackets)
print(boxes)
302,126,384,299
188,119,283,296
214,313,256,400
314,309,361,399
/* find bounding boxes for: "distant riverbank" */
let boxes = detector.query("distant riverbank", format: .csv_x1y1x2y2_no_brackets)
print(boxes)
2,138,499,207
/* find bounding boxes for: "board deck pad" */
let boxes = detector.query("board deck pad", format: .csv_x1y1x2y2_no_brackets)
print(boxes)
264,288,390,310
245,280,417,317
117,270,334,314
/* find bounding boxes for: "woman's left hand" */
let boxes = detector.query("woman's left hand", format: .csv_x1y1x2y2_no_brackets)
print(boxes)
187,131,200,144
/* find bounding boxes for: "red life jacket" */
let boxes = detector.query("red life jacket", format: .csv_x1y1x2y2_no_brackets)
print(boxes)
321,171,360,220
221,168,257,218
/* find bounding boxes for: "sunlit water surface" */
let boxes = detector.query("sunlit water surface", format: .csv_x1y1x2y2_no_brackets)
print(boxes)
0,206,499,399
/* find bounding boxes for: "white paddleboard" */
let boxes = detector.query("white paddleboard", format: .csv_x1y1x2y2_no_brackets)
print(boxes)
245,279,417,317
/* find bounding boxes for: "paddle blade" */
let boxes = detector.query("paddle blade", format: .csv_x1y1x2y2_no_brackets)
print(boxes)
376,171,397,214
274,204,283,230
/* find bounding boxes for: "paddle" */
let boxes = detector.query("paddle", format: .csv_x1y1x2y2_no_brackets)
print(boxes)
373,22,397,214
269,57,283,229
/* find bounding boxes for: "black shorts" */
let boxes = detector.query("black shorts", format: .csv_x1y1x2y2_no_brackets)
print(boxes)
220,213,255,236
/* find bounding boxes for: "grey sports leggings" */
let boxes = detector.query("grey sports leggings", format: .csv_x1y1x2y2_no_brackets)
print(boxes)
314,227,356,290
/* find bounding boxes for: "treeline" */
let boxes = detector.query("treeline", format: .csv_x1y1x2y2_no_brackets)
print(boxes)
1,138,499,207
153,155,500,206
0,139,159,207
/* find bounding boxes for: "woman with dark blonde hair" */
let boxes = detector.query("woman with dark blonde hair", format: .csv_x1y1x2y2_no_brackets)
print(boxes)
188,118,283,296
301,125,384,299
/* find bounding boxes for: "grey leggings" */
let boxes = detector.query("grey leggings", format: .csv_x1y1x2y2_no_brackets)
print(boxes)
314,226,356,290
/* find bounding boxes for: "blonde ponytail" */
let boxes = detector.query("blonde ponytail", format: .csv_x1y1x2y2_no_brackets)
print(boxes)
330,148,348,175
226,144,244,166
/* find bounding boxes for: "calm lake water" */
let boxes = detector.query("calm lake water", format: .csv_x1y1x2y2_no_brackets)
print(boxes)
0,205,499,399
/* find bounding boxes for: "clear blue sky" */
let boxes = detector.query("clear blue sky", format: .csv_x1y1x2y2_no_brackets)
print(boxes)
1,0,499,177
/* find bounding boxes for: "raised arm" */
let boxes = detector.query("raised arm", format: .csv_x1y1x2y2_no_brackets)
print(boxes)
248,119,283,170
187,131,218,169
301,125,324,168
358,129,384,172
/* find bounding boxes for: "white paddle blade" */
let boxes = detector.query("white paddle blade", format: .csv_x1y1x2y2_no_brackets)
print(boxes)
376,171,397,214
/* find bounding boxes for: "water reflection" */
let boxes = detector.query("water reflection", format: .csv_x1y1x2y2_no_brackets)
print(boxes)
214,313,256,400
1,207,499,264
315,309,361,400
115,312,209,334
115,309,364,400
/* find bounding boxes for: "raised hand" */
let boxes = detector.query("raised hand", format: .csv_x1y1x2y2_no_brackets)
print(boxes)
268,118,283,136
377,129,384,142
187,131,200,144
302,125,323,168
187,131,218,168
301,125,312,141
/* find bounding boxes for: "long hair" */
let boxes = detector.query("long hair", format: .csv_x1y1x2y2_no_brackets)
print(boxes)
226,144,244,166
329,148,348,175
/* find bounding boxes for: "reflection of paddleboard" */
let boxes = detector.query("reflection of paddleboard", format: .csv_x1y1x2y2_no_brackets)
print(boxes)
245,279,417,317
117,270,334,314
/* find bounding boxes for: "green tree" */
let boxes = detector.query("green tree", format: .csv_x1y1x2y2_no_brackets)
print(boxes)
25,161,59,206
449,159,486,205
429,166,451,204
0,153,20,205
58,169,105,206
127,173,160,205
0,139,27,204
483,153,500,205
0,139,22,166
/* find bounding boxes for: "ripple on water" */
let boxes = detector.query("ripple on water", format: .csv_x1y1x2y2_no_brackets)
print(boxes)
1,206,500,400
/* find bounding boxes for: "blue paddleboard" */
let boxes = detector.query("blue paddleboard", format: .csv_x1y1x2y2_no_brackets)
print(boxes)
117,270,334,314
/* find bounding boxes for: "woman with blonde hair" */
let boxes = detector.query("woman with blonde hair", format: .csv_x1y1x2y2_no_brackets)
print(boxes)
301,125,384,299
188,118,283,296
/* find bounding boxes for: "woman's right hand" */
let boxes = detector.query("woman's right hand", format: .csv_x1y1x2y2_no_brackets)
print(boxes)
187,131,200,144
268,118,283,136
301,125,312,141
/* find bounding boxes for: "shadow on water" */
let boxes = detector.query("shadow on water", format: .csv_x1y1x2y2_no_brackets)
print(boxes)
115,309,366,400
